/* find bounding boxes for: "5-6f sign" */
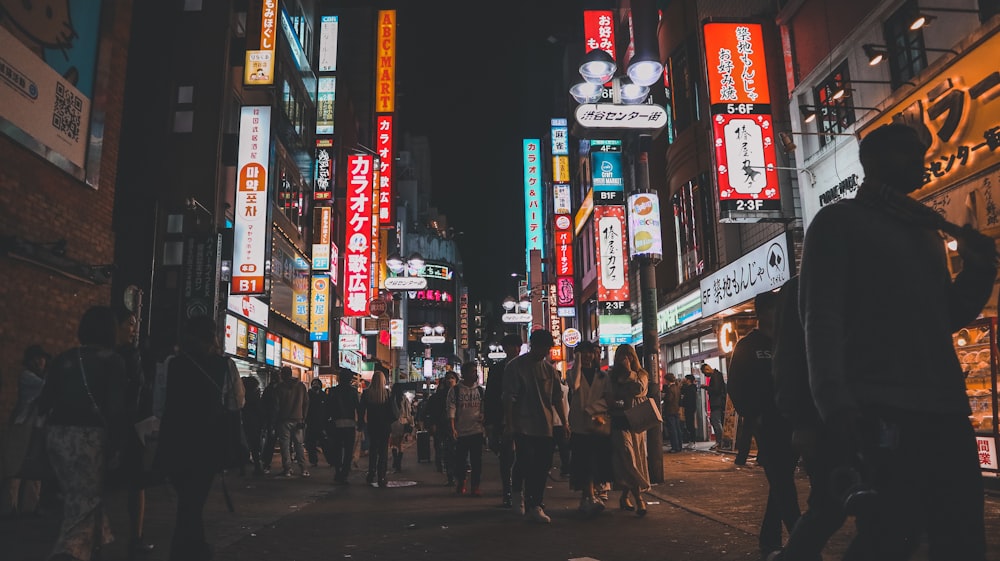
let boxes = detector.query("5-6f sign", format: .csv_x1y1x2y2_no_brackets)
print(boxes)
232,106,271,295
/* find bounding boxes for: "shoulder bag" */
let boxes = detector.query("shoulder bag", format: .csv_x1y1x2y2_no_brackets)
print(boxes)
186,353,250,472
624,395,663,434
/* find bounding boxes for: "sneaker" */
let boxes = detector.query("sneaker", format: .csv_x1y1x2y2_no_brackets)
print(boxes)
470,486,482,497
301,469,311,477
527,506,551,523
455,481,467,495
282,469,292,477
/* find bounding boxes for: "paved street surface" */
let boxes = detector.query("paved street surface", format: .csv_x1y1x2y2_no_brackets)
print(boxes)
3,439,999,561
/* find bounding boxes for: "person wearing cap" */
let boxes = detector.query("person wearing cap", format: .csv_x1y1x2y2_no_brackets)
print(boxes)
2,344,50,516
502,329,569,524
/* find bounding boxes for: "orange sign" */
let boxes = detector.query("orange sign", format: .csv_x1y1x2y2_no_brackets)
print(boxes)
860,30,1000,194
703,22,771,107
376,10,396,113
244,0,278,85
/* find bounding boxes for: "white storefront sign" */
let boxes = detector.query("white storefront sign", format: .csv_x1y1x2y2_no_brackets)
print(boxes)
700,232,789,316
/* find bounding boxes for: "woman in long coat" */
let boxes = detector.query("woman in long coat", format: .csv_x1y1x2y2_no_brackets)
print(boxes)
604,343,651,516
359,370,395,487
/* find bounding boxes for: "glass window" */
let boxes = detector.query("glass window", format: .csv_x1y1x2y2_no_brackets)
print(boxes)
813,61,855,146
699,332,718,353
883,0,928,89
673,344,682,362
681,340,691,358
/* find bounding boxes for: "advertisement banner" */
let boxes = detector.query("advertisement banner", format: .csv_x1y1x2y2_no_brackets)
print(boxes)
318,15,339,72
594,205,630,303
699,232,789,316
390,319,404,349
375,10,396,113
523,139,544,273
591,140,624,198
628,192,663,259
703,22,771,108
314,144,333,200
583,10,616,58
227,293,269,327
345,155,374,316
316,77,335,135
236,318,248,358
310,274,331,341
377,115,394,225
266,333,281,366
224,315,239,356
232,106,271,294
244,0,278,85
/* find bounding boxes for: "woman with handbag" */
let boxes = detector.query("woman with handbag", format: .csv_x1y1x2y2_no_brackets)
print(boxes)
566,340,613,515
359,369,396,488
605,343,651,517
36,306,128,561
155,315,244,561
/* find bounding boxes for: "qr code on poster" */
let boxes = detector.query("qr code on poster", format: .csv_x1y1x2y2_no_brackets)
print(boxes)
53,82,83,142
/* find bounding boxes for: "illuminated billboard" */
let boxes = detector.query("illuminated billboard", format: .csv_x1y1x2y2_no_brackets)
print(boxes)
231,106,271,295
377,115,394,225
376,10,396,113
344,155,374,316
523,139,544,274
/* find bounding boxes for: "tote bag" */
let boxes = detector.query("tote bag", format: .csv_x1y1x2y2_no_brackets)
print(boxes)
624,396,662,433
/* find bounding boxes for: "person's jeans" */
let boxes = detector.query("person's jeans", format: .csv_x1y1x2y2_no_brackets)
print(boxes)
261,424,277,469
735,415,759,463
329,425,357,482
683,407,697,443
277,421,306,473
453,434,484,489
710,408,725,446
490,426,515,498
304,423,324,466
513,434,555,510
665,413,683,451
366,426,390,484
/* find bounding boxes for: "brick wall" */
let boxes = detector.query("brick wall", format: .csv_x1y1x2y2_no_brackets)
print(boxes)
0,1,133,423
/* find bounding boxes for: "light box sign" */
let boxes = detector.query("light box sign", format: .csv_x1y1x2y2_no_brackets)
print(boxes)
860,30,1000,194
312,205,331,270
314,145,333,200
0,1,100,173
339,333,362,352
978,436,998,470
247,324,259,360
554,215,574,277
345,155,373,316
310,274,330,341
244,0,278,85
583,10,616,58
330,242,339,285
523,139,544,274
699,232,789,316
390,319,404,349
594,205,630,303
628,192,663,259
557,276,576,307
316,77,336,135
224,314,239,356
554,184,572,215
227,294,270,327
598,314,633,345
375,10,396,113
551,119,569,155
236,318,248,358
713,113,780,213
232,106,271,295
591,140,624,193
657,290,703,335
377,115,394,225
703,22,771,109
319,15,339,72
266,333,281,366
285,340,312,368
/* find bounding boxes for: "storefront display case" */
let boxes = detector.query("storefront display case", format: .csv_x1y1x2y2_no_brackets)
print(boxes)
955,317,999,475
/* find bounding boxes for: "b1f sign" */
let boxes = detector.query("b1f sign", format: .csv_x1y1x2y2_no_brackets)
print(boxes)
232,106,271,295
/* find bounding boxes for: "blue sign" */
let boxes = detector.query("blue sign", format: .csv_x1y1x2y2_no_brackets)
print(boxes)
591,142,623,193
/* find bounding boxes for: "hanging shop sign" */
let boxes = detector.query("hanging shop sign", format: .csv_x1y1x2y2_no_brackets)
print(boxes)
377,115,394,225
316,77,336,135
224,315,239,356
314,144,333,201
562,328,582,348
574,103,668,133
390,319,405,349
627,192,663,259
232,106,271,294
244,0,277,85
860,29,1000,194
594,204,630,305
699,231,789,316
551,118,569,155
375,10,396,113
523,139,545,274
309,274,330,341
590,140,624,195
583,10,616,59
344,154,374,316
312,206,332,270
265,333,282,366
318,15,339,72
702,22,782,223
227,293,270,327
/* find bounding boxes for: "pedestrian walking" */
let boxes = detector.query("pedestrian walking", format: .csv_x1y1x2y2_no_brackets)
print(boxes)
155,314,245,561
661,372,683,453
502,329,569,523
700,363,727,449
241,376,265,476
448,361,486,496
1,344,50,517
727,290,801,558
304,378,327,468
275,367,309,477
606,343,650,517
389,383,413,472
680,374,698,447
359,369,396,488
422,372,458,484
566,340,613,515
36,306,128,561
326,369,361,484
259,374,279,474
483,333,522,507
552,374,572,479
799,123,997,560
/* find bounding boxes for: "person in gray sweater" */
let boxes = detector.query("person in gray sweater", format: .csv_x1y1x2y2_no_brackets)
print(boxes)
799,123,997,560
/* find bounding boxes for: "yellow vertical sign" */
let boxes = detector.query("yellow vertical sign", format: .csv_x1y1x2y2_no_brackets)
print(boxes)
376,10,396,113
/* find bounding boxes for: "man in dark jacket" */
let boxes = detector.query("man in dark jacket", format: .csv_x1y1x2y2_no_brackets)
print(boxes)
700,363,727,449
304,379,327,468
680,374,698,447
260,374,280,473
661,373,683,453
483,334,522,507
727,289,800,558
422,372,458,482
275,367,309,477
326,369,360,484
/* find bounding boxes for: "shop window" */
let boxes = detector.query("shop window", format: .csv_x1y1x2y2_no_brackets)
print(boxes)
883,0,928,89
699,332,718,353
673,177,716,284
673,344,682,362
812,61,855,147
668,36,700,135
681,340,691,357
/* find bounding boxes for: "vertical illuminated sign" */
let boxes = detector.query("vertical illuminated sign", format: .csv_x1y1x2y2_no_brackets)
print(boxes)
703,22,781,222
316,77,336,135
594,205,630,304
232,106,271,295
523,139,543,274
345,154,373,316
319,15,339,72
548,285,563,362
628,192,663,259
244,0,278,85
312,206,331,271
314,143,333,200
583,10,616,58
310,274,331,341
377,115,394,225
370,158,381,294
376,10,396,113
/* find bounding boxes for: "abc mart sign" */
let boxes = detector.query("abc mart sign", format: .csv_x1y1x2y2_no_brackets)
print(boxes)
574,103,668,133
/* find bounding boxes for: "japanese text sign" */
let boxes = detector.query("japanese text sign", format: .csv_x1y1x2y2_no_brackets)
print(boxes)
232,106,271,295
310,275,330,341
524,139,545,274
376,10,396,113
699,232,788,315
713,113,780,212
314,145,333,200
244,0,277,85
377,115,394,225
319,15,339,72
703,22,771,107
860,30,1000,193
978,436,998,470
584,10,616,59
594,205,630,303
345,155,373,316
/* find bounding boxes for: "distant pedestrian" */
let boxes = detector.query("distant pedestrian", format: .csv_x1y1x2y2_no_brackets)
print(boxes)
700,363,727,449
483,333,522,507
727,290,800,558
36,306,127,561
2,344,50,517
389,383,413,472
566,340,612,515
155,314,244,561
275,367,309,477
503,329,568,523
680,374,698,447
241,376,265,475
259,374,280,473
359,370,396,487
551,374,572,479
422,372,458,483
606,344,650,517
661,372,683,453
304,379,327,468
448,361,486,496
326,369,361,484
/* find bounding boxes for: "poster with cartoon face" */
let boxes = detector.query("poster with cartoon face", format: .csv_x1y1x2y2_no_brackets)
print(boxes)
0,0,102,170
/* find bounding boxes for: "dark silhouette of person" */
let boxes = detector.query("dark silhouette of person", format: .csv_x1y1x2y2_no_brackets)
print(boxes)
799,123,997,560
483,333,523,507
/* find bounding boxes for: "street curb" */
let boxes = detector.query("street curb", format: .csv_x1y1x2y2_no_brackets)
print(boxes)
645,485,758,537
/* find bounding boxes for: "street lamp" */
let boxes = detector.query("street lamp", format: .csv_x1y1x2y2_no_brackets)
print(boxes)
385,252,427,383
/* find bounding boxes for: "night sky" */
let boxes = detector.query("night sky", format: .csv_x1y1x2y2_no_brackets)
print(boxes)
393,2,585,306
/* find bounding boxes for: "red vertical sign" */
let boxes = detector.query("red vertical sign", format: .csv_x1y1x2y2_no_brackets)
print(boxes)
345,155,373,316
